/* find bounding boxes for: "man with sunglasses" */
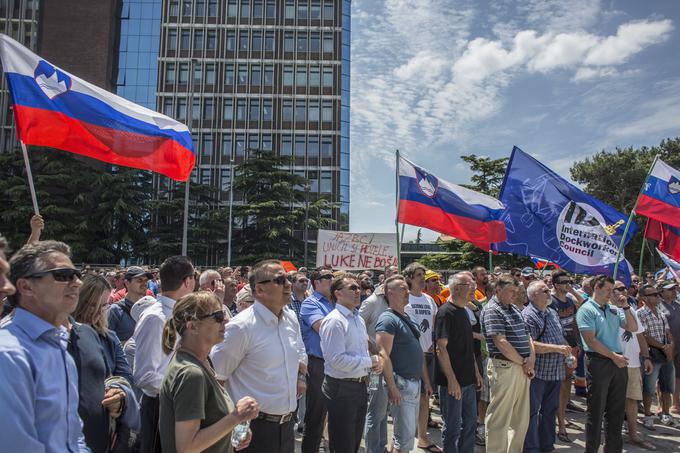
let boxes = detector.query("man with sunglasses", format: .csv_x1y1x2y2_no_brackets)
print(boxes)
290,272,309,322
299,266,335,453
320,274,383,452
211,259,307,453
134,255,195,453
109,266,154,343
658,281,680,414
0,240,89,451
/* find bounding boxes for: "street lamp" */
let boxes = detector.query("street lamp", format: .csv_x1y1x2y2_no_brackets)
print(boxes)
304,183,310,268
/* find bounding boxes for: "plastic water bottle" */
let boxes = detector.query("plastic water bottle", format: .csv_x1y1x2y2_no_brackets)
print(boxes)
368,372,380,391
231,420,250,449
565,355,576,369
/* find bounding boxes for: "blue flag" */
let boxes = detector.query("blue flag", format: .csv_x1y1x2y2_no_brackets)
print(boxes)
493,146,637,282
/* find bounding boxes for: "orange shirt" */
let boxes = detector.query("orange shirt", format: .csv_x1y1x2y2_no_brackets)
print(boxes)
474,287,487,302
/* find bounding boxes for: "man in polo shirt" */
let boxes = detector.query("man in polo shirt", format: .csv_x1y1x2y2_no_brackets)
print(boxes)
576,274,637,453
658,280,680,413
480,273,536,452
108,266,154,342
300,266,335,453
523,280,572,453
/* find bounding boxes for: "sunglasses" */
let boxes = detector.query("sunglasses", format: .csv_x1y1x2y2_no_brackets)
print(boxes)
613,287,627,292
258,275,289,285
26,267,82,282
296,278,309,284
644,292,660,297
344,284,361,291
556,280,573,285
201,309,227,323
317,274,333,281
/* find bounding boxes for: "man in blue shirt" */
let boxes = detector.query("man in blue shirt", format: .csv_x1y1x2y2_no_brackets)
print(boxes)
0,240,90,452
299,266,334,453
576,274,637,453
108,266,153,342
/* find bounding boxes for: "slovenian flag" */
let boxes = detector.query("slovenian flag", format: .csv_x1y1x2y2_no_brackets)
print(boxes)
644,219,680,261
397,155,506,251
0,34,195,181
637,159,680,228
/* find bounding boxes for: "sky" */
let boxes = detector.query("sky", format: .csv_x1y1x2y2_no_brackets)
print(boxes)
348,0,680,241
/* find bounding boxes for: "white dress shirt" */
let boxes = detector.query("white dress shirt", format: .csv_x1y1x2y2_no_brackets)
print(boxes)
320,304,373,379
210,301,307,415
132,294,173,397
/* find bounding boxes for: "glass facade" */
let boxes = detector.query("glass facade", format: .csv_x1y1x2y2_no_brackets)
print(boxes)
116,0,162,109
340,0,350,226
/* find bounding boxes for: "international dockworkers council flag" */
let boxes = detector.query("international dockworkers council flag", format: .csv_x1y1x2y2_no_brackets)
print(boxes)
636,159,680,228
0,34,195,181
493,146,636,279
397,155,507,251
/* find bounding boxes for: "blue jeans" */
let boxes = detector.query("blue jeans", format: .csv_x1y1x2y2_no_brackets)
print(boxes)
364,375,389,453
524,378,561,453
439,384,477,453
389,373,421,452
643,360,676,396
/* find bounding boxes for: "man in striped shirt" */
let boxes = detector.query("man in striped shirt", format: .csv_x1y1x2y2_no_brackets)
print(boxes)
480,274,536,452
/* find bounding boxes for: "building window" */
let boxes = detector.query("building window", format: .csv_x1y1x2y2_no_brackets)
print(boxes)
195,0,205,16
225,65,235,85
165,62,176,83
239,30,249,50
297,32,308,52
322,101,333,122
249,99,260,121
309,66,320,86
322,66,333,87
163,98,173,117
222,135,233,158
296,66,307,87
167,29,178,51
206,30,217,50
208,0,218,16
235,134,246,156
308,101,319,121
311,1,321,19
321,136,333,157
178,63,189,83
251,64,261,85
310,32,320,52
193,63,202,85
281,135,292,155
295,99,306,121
180,30,191,50
237,64,248,85
227,0,237,17
308,135,319,157
182,0,192,16
169,0,179,16
236,99,247,120
285,0,295,19
204,99,214,120
221,168,231,191
283,65,294,86
282,100,293,121
205,63,216,84
200,168,211,185
262,100,273,121
284,32,295,52
252,31,262,51
253,0,263,17
202,134,213,157
264,31,275,51
223,98,233,120
177,98,187,120
320,170,332,193
262,134,272,151
298,3,309,19
194,30,204,50
323,1,334,20
240,0,250,17
266,1,276,18
249,134,259,152
226,31,236,50
192,98,201,120
263,65,274,85
308,171,319,192
295,136,305,158
323,34,333,52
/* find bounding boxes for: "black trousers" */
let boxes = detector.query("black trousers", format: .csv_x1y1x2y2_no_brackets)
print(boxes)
302,355,328,453
322,376,369,453
140,394,162,453
240,417,295,453
585,353,627,453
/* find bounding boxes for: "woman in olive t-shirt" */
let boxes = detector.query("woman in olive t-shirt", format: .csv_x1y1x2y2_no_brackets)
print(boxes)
159,292,259,453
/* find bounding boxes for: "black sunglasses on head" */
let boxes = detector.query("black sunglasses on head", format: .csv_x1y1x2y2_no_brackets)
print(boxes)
317,274,333,281
26,267,82,282
201,309,227,323
258,275,289,285
613,287,627,292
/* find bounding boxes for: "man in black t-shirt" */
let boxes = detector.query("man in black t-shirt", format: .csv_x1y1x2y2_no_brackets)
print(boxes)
435,272,482,453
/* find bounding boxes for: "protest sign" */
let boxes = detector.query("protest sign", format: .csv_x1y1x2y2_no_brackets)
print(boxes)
316,230,398,270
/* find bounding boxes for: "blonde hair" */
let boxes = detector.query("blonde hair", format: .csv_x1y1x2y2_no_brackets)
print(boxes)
74,274,111,336
162,291,221,354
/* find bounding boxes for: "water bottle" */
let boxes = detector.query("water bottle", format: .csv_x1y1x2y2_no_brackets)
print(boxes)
565,355,576,369
231,420,250,449
368,372,380,391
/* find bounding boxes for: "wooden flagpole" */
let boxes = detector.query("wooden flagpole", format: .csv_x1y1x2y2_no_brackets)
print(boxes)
20,141,39,215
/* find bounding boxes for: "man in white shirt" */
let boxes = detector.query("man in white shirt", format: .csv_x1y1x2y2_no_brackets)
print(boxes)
133,255,195,453
211,259,308,453
403,262,441,452
320,274,383,453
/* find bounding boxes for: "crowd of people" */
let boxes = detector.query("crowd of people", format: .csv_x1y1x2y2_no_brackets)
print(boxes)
1,223,680,453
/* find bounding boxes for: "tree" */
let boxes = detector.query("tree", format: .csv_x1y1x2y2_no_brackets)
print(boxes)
459,154,509,198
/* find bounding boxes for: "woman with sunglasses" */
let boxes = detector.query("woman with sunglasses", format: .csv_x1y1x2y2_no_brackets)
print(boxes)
68,273,140,453
159,291,260,453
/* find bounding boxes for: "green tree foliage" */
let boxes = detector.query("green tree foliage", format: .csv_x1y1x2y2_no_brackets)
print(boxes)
570,137,680,273
459,154,509,198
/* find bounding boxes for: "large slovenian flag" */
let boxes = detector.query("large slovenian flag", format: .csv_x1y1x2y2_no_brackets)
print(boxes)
397,155,506,251
637,159,680,228
0,34,194,181
644,219,680,261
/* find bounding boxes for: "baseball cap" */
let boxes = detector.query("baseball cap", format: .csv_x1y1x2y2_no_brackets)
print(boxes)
424,270,441,281
520,267,535,277
660,280,678,290
124,266,153,280
235,284,254,304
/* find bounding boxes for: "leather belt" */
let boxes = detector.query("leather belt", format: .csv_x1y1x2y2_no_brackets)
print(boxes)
256,411,295,424
490,354,508,360
327,374,368,383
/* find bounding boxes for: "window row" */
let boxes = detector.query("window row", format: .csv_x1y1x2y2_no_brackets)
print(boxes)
169,0,221,18
191,133,335,161
284,1,335,21
283,30,334,53
168,0,335,22
192,167,333,194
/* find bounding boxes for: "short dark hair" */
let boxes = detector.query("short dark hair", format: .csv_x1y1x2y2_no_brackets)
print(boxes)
249,259,281,289
309,265,332,290
384,274,406,306
639,283,657,297
8,240,72,306
159,256,194,292
551,269,569,282
495,273,519,289
403,262,426,280
330,273,355,303
592,274,615,289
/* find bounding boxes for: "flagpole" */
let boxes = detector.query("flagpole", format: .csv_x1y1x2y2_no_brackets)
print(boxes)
227,157,235,266
181,178,190,256
488,250,493,273
613,155,660,279
395,149,402,272
20,141,39,215
638,237,647,276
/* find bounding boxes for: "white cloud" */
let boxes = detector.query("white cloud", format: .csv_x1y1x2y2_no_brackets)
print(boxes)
584,19,674,65
572,66,618,81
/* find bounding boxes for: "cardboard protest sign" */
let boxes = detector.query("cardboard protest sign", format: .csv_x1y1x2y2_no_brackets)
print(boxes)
316,230,398,270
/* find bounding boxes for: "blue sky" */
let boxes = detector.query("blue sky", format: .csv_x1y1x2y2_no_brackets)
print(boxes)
348,0,680,241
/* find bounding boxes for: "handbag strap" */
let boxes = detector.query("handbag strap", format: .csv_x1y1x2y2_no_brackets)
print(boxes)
387,308,421,340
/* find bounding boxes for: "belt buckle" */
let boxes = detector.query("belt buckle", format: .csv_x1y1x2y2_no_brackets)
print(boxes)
280,412,290,424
